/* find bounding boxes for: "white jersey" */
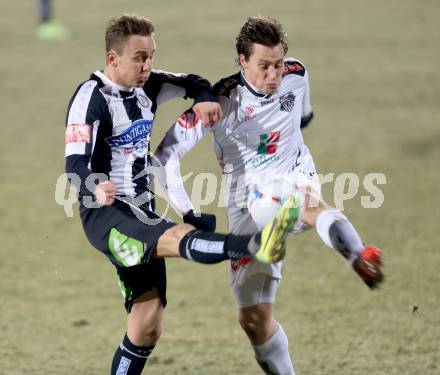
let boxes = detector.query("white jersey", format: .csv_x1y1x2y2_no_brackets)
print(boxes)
154,58,317,285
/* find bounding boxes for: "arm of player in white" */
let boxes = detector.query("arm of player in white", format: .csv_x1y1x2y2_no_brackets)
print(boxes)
153,109,211,216
301,68,314,128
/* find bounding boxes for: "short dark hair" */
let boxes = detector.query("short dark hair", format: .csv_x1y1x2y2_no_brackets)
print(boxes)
105,14,155,54
235,16,288,62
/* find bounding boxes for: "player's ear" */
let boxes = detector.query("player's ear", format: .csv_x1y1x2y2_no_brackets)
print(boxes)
239,54,247,68
107,50,119,67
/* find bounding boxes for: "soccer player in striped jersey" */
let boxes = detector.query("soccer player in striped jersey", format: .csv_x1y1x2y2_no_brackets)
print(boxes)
154,16,384,375
65,14,299,375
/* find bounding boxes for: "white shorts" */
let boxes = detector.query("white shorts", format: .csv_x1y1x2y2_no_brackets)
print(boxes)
228,153,320,299
232,272,280,308
228,205,284,289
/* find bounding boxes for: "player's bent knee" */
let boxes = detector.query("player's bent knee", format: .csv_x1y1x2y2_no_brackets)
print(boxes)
156,224,195,257
128,293,164,346
161,223,195,242
172,223,196,240
239,305,274,343
142,325,162,344
239,317,259,342
239,316,273,344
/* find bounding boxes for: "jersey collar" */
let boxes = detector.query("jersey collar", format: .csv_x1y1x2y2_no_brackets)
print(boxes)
92,70,135,97
240,70,272,99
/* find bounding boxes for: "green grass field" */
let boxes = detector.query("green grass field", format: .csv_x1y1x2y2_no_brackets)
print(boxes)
1,0,439,374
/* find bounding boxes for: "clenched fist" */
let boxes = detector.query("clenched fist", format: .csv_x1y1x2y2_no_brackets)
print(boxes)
94,180,117,206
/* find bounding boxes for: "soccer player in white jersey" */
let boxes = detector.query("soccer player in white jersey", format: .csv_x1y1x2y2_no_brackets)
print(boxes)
154,16,385,375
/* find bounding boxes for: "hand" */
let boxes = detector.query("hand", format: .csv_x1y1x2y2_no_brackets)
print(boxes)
94,180,117,206
183,210,216,232
192,102,222,127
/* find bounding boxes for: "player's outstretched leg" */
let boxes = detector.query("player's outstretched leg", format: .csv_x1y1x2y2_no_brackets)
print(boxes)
255,192,302,264
315,209,385,288
177,228,262,263
158,199,301,266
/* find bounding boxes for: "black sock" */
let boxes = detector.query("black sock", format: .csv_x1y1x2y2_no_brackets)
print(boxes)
329,220,364,261
178,230,255,264
39,0,52,23
111,334,155,375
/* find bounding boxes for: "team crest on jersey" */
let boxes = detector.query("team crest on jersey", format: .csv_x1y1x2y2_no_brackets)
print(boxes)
279,92,295,112
106,119,152,147
137,94,150,108
177,110,200,129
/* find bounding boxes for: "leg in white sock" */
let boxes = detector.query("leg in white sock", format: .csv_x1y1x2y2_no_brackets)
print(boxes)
234,274,295,375
253,324,295,375
316,209,364,262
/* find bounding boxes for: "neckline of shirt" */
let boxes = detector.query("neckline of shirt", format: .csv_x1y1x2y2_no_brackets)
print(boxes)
239,71,272,99
94,70,135,93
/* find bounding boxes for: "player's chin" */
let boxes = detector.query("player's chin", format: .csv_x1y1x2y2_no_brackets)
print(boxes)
134,81,145,87
264,85,278,95
135,77,149,87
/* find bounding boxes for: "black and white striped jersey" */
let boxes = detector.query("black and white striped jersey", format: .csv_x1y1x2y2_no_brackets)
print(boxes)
65,69,216,204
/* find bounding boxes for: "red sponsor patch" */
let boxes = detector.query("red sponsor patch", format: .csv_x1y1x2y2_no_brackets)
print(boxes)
65,124,91,143
231,257,252,272
283,62,305,76
177,111,200,129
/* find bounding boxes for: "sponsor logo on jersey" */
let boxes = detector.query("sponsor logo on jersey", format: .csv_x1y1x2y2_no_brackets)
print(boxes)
258,131,280,155
231,257,252,272
283,61,305,76
245,131,281,167
65,124,91,143
259,97,275,106
245,105,254,114
239,105,257,123
279,92,295,112
246,153,281,168
177,111,199,129
106,119,152,147
123,140,148,156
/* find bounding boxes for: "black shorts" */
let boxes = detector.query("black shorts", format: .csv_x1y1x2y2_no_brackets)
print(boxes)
80,199,175,312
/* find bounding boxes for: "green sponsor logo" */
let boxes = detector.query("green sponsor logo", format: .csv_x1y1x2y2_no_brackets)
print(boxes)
245,153,280,168
118,279,133,301
257,131,280,155
109,228,144,267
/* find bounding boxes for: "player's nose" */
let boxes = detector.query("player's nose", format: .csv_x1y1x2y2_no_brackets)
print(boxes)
142,58,153,72
267,66,279,80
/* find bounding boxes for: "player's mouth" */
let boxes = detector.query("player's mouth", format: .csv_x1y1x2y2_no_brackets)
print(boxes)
265,83,278,92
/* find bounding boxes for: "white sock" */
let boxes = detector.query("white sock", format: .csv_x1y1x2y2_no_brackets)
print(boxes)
253,325,295,375
316,209,364,262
